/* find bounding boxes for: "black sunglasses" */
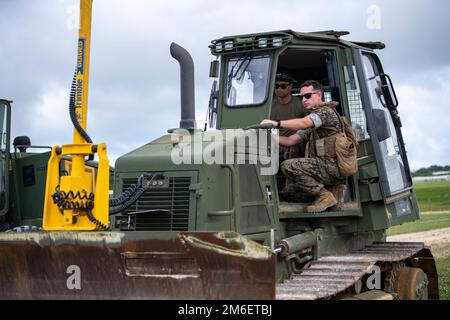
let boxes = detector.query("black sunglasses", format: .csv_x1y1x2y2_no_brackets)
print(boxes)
275,83,290,90
299,91,319,100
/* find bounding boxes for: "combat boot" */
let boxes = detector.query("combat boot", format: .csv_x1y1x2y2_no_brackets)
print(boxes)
306,189,338,213
280,184,314,203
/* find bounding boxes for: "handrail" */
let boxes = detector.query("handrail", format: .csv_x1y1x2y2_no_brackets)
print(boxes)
208,164,237,218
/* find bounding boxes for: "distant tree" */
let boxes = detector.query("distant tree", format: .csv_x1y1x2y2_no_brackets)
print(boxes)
412,165,450,177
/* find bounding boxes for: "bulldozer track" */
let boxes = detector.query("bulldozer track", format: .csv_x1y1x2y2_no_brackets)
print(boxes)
276,242,437,300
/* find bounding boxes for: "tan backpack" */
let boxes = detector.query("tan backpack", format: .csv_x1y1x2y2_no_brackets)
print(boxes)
331,108,359,177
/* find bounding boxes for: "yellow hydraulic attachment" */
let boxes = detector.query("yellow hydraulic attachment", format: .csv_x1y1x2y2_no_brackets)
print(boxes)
43,0,110,231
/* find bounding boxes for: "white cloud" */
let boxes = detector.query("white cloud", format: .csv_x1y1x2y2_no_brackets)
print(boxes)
1,0,450,171
396,67,450,170
14,85,72,148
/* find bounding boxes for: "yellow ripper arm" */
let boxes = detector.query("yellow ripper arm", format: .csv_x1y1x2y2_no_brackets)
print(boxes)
74,0,92,144
43,0,110,231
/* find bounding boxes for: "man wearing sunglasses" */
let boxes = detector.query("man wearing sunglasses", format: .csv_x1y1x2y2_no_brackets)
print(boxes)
261,80,345,212
270,72,308,160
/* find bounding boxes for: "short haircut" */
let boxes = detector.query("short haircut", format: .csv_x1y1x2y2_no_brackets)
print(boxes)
300,80,323,92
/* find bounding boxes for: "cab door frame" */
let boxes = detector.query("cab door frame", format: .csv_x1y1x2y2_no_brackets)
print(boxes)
0,100,11,216
353,49,416,216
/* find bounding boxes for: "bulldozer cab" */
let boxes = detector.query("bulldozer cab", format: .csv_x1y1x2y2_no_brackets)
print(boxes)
207,30,418,225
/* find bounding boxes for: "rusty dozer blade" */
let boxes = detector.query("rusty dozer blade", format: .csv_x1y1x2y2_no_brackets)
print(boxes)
0,231,276,300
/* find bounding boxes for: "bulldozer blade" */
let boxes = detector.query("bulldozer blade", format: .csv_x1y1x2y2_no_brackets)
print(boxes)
0,231,276,300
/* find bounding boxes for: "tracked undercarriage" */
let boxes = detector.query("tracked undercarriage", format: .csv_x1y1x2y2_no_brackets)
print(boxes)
277,242,439,300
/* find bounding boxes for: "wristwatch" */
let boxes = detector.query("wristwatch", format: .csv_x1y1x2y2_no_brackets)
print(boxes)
276,120,281,128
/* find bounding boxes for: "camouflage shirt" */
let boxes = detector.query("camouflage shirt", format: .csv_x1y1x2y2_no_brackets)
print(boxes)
297,102,342,141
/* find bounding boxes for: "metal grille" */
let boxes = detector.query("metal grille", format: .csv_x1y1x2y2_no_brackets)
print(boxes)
347,89,370,141
122,177,191,231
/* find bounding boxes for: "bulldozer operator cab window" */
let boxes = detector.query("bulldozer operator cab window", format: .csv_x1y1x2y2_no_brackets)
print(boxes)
275,49,342,107
225,54,271,107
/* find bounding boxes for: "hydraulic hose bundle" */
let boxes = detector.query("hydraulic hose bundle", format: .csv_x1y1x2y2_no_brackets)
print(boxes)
52,188,95,211
108,173,164,215
51,186,108,229
51,172,164,230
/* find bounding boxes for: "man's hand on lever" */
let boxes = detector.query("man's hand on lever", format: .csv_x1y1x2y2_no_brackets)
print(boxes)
260,119,303,147
260,119,279,128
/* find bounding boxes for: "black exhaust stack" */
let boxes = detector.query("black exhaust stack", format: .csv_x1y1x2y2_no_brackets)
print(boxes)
170,42,196,130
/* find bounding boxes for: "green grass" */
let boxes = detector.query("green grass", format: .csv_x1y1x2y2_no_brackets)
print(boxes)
436,256,450,300
386,180,450,236
387,212,450,236
415,180,450,212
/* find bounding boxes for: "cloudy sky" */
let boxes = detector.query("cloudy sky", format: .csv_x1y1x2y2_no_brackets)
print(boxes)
1,0,449,170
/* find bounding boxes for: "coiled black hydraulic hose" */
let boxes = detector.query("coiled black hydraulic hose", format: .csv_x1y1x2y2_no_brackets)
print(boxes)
86,209,108,230
52,188,95,210
109,173,164,215
52,186,107,230
52,173,162,230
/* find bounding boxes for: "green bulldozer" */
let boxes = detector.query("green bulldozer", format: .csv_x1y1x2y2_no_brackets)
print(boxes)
0,100,108,233
0,24,439,299
0,101,52,231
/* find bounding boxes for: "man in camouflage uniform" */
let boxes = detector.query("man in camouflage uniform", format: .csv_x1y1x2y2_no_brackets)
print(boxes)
261,80,344,212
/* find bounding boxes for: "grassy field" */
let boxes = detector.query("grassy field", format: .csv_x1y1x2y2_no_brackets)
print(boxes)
387,212,450,236
386,180,450,236
414,180,450,212
436,256,450,300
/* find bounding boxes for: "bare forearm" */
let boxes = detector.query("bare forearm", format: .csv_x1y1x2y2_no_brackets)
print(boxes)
279,118,313,131
277,134,302,147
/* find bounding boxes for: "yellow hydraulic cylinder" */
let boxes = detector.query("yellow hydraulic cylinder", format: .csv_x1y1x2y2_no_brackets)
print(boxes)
43,0,109,231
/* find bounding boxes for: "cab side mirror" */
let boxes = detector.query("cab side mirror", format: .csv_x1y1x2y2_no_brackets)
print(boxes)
372,109,392,142
209,60,219,78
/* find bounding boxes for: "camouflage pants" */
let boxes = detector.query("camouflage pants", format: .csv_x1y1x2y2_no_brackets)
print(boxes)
279,141,307,161
281,157,344,196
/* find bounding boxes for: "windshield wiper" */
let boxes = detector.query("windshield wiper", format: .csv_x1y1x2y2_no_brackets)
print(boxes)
227,53,254,96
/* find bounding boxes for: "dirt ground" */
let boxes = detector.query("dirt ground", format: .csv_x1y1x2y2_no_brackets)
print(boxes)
387,227,450,259
421,211,450,215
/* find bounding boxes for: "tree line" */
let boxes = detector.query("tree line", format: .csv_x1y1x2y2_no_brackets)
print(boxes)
412,165,450,177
